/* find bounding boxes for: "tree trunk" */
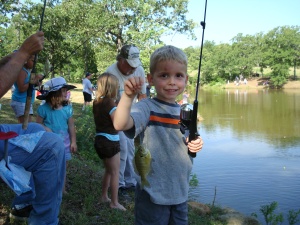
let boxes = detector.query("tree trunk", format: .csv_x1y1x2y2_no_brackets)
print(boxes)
294,60,296,80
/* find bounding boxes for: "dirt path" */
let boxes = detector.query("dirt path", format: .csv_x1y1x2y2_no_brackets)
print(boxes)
1,82,85,105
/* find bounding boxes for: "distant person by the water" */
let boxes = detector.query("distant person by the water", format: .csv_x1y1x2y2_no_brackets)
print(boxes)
82,72,94,111
235,76,239,86
182,90,189,104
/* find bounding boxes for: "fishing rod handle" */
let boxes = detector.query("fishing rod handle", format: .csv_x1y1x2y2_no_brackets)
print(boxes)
188,100,199,158
22,72,38,129
22,91,32,129
184,129,198,158
188,133,198,158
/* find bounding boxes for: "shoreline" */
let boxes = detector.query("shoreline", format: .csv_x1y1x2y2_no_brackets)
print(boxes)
222,78,300,90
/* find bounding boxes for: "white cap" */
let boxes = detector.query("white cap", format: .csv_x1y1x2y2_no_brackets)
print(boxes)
119,45,141,68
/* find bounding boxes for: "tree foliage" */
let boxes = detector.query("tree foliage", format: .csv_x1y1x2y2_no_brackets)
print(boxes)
185,26,300,88
1,1,299,88
263,26,300,86
1,0,196,82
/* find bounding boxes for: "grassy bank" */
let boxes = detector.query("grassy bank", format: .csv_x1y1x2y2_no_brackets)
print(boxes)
0,93,227,224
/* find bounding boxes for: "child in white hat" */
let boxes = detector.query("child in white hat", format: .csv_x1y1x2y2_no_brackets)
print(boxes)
36,77,77,194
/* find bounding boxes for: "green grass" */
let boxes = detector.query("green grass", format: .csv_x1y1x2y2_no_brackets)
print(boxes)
0,94,226,225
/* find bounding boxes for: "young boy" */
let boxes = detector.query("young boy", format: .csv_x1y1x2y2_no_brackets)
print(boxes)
113,45,204,224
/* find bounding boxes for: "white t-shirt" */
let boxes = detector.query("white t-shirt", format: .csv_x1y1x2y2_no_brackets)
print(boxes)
82,78,93,95
106,62,146,102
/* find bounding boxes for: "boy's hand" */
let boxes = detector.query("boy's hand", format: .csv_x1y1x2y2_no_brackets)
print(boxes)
186,136,204,153
124,77,144,98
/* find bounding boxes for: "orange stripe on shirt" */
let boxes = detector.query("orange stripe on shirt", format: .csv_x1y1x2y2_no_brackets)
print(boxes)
149,115,180,125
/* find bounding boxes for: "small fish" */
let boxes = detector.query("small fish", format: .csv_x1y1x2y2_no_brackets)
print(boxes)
134,143,151,188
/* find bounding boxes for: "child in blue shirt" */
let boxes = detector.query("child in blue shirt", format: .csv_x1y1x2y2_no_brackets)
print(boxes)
10,54,43,123
36,77,77,193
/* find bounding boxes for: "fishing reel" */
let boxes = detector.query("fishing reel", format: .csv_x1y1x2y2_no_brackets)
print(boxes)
180,103,199,158
179,103,194,136
29,73,45,90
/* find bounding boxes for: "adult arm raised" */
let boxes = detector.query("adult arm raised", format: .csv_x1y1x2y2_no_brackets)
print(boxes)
0,31,44,98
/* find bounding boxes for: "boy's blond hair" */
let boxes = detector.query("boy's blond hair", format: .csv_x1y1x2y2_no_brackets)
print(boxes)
149,45,188,74
95,72,119,100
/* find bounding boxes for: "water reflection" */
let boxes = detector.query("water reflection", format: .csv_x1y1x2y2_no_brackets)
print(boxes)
189,89,300,224
199,89,300,147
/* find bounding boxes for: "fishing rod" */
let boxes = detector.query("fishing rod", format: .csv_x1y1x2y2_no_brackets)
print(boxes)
22,0,47,129
180,0,207,158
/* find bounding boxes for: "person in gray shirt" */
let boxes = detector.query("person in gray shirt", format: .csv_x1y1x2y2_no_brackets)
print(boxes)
113,45,204,225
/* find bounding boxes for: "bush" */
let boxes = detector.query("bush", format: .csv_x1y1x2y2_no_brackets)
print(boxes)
75,105,99,162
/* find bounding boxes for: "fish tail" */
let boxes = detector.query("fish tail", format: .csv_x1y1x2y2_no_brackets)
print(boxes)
141,179,150,188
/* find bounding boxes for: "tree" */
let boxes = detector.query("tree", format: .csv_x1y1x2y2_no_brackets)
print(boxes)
0,0,23,57
2,0,196,82
0,0,20,26
209,43,235,82
264,26,300,87
251,32,267,77
88,0,196,73
230,33,258,77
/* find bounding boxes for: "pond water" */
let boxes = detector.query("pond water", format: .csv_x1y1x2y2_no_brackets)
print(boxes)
188,88,300,224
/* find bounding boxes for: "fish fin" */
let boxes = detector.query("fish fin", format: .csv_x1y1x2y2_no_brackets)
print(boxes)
141,179,150,188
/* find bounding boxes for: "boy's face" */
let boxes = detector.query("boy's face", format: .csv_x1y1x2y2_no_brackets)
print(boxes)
118,58,137,76
148,60,188,104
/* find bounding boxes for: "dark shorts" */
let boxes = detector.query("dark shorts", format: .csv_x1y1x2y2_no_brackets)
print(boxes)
135,184,188,225
83,92,92,102
94,135,120,159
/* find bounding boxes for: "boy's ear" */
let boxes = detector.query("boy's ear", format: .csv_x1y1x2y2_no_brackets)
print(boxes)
185,74,189,84
147,73,154,85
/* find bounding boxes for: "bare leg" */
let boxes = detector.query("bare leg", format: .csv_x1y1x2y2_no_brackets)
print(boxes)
101,159,111,202
104,153,126,211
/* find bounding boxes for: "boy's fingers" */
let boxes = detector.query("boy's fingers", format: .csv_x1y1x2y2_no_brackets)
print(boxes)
130,77,141,89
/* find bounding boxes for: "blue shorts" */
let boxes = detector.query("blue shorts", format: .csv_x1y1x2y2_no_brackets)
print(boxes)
134,184,188,225
10,100,33,118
